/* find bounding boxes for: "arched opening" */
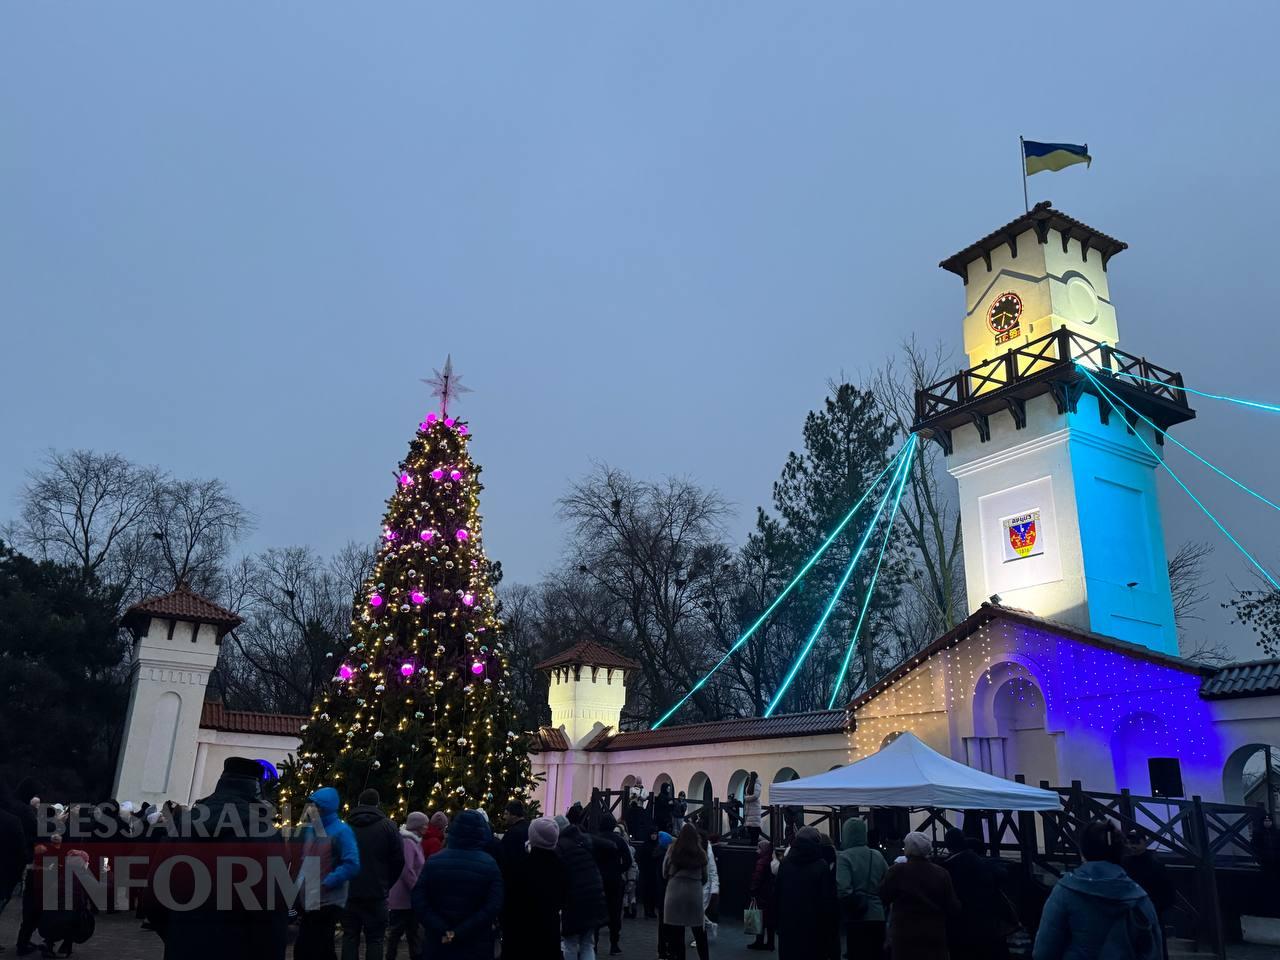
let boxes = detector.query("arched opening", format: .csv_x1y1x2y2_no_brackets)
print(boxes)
688,771,712,810
1111,712,1175,794
880,732,906,751
1223,743,1280,812
992,675,1056,785
620,774,642,799
772,767,802,828
726,769,750,803
653,773,673,797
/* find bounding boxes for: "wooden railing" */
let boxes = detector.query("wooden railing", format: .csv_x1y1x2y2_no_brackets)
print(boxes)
914,327,1189,423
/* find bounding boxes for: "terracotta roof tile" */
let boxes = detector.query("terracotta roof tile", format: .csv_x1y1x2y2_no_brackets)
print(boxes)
199,702,305,737
530,726,571,751
124,585,243,633
535,640,640,673
939,201,1128,278
588,709,849,752
1200,659,1280,700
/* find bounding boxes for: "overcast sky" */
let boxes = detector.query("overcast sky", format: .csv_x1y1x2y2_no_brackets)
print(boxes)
4,3,1278,660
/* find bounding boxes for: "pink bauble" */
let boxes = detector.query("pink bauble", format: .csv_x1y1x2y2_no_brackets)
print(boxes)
458,424,469,435
462,593,475,607
420,529,435,542
338,664,354,680
411,591,426,605
400,472,413,486
369,594,383,607
455,529,469,541
471,661,484,675
444,417,456,428
430,468,445,480
400,662,414,678
426,412,438,424
449,469,462,481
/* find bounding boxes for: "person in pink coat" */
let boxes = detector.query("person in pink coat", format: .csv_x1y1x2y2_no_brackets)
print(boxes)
387,811,429,960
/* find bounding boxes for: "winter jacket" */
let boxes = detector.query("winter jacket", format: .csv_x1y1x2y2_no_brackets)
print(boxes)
412,811,503,960
941,847,1008,951
422,823,446,860
775,832,840,960
835,818,887,922
298,787,362,911
743,780,763,829
1032,861,1162,960
347,803,405,902
749,847,776,928
701,842,719,909
503,845,567,960
555,824,607,935
389,827,427,911
653,789,674,833
662,848,707,928
593,815,632,891
155,772,290,960
880,856,961,960
500,818,530,866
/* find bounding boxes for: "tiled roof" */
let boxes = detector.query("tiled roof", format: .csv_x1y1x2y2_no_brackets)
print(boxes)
1200,659,1280,700
535,640,640,673
199,702,305,737
939,201,1128,278
849,603,1208,711
588,709,850,752
530,726,572,751
124,585,243,633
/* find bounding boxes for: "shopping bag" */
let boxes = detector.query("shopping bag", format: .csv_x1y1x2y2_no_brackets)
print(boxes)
743,899,763,936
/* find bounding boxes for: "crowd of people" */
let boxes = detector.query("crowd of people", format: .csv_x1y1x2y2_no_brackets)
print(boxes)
4,761,1280,960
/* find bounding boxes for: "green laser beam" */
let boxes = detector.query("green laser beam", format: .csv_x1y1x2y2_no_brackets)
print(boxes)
828,434,917,709
764,446,908,718
1082,367,1280,592
651,444,912,729
1077,364,1280,515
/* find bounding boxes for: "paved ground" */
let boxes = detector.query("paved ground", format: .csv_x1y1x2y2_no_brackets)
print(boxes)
3,909,1275,959
0,910,764,960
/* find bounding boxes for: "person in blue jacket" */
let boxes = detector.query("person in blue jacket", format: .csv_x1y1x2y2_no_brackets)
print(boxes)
1033,820,1162,960
295,786,361,960
411,809,503,960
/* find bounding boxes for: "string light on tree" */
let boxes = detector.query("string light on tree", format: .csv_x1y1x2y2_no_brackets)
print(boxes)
277,359,533,819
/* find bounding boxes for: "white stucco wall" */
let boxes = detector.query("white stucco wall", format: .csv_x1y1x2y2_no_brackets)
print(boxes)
190,728,301,803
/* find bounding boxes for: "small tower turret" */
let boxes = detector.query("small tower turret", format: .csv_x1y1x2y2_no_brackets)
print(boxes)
536,641,638,747
112,585,242,806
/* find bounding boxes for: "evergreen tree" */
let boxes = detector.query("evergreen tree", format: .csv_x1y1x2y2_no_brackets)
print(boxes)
279,403,531,819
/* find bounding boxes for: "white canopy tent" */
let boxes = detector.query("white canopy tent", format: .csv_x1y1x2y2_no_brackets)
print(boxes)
768,732,1061,811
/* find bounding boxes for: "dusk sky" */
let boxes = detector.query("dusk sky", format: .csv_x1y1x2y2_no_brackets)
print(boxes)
4,3,1278,659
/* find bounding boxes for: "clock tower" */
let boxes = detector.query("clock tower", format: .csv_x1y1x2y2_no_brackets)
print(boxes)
915,203,1194,655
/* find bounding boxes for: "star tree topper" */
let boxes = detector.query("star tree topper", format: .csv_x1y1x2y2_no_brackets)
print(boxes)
421,354,473,417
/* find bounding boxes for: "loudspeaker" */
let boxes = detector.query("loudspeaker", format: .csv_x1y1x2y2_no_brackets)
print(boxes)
1148,757,1184,798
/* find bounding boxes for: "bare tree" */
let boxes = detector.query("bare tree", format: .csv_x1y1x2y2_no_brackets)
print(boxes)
10,450,161,597
143,477,253,596
555,465,735,723
872,339,967,642
215,543,370,713
1167,541,1230,664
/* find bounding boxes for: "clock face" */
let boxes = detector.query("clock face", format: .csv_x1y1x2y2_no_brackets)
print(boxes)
987,292,1022,343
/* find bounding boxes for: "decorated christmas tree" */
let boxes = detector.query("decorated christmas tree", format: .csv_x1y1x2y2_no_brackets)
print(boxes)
279,358,531,819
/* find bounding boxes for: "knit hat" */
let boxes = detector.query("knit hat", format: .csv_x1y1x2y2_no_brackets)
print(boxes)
406,811,429,833
429,812,449,832
553,815,570,831
903,831,932,858
527,817,560,850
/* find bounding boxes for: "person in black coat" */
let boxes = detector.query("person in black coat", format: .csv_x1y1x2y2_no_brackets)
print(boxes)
653,785,674,835
593,813,632,956
502,818,565,960
638,827,661,920
412,810,503,960
774,827,839,960
498,800,530,951
344,788,406,960
150,756,288,960
940,828,1009,960
0,791,26,932
555,822,608,960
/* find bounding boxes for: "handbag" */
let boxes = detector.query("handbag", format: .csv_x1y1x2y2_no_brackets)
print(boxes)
743,899,763,936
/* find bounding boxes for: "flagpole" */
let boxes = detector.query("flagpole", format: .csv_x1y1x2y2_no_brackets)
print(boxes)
1019,136,1029,212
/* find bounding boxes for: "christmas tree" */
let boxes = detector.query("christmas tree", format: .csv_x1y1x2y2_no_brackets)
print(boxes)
279,359,531,819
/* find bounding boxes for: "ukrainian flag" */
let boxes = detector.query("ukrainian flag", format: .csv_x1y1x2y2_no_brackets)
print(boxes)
1023,139,1091,176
